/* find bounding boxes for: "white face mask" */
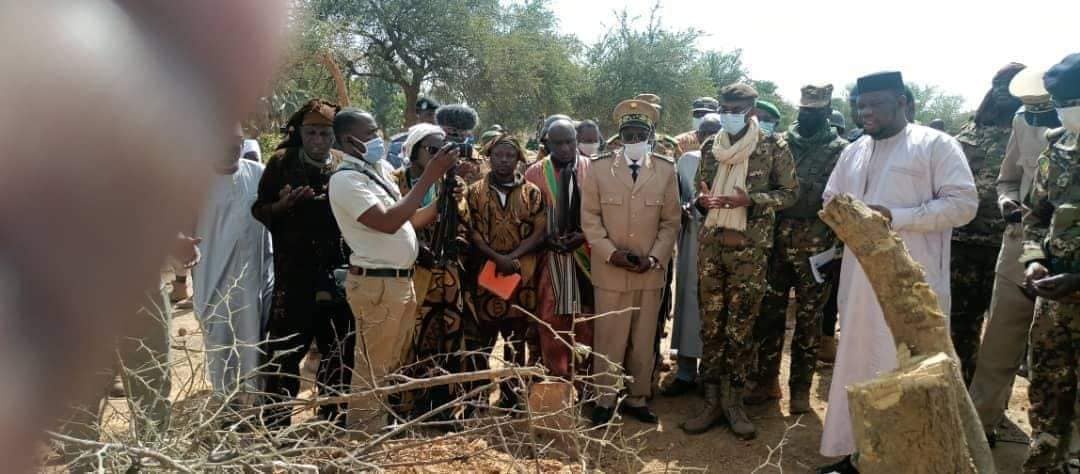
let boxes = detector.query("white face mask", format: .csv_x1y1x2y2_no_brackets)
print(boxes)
578,142,600,156
720,113,747,135
692,117,704,130
1058,106,1080,132
623,141,652,161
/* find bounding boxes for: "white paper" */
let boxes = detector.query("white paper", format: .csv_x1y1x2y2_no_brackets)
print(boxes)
809,246,841,284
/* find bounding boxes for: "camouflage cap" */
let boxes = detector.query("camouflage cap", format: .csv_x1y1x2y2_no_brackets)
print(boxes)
1009,66,1052,106
635,93,663,110
800,83,834,108
692,96,720,113
613,99,659,130
719,83,759,104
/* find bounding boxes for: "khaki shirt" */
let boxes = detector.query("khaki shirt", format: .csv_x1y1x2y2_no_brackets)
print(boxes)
581,151,681,291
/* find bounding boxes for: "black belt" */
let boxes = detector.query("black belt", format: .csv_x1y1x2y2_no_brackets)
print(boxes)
348,266,414,278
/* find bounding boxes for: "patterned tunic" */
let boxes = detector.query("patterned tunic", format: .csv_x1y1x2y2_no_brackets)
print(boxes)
465,174,547,321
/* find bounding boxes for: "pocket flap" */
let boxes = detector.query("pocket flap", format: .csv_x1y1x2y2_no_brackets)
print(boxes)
601,194,624,205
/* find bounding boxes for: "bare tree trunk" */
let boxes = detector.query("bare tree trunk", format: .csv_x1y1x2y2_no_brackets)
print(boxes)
403,81,420,128
818,194,995,473
317,52,349,106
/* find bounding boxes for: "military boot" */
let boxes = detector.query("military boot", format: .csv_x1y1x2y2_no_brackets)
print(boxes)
789,388,811,415
680,383,724,435
723,385,757,440
743,376,782,405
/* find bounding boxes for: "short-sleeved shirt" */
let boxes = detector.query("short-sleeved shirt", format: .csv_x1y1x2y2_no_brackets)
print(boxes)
329,157,418,269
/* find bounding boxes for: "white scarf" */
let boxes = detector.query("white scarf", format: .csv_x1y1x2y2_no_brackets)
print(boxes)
704,116,759,230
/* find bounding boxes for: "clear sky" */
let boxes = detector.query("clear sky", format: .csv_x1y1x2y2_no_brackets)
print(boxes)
551,0,1079,109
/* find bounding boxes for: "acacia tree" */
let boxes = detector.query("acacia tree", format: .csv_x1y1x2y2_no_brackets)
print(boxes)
313,0,498,128
575,6,715,135
909,83,968,134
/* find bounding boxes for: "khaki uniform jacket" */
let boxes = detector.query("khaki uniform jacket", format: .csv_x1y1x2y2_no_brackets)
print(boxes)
581,151,681,291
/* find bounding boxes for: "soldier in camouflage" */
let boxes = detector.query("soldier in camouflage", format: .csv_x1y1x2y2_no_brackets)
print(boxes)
747,84,848,414
950,62,1026,386
680,83,798,439
1019,53,1080,474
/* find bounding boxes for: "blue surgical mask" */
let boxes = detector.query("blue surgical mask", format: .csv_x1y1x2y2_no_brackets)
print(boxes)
720,113,747,135
362,136,386,164
759,121,777,135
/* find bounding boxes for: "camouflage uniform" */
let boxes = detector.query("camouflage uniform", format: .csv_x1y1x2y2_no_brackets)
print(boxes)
951,119,1013,385
696,130,799,387
753,125,847,393
1018,127,1080,473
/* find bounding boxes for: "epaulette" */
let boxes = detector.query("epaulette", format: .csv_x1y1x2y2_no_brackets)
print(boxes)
592,151,614,161
605,134,620,145
768,132,790,149
651,152,675,164
1046,127,1067,142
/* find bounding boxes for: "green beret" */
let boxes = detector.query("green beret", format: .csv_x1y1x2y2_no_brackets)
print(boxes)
755,100,781,121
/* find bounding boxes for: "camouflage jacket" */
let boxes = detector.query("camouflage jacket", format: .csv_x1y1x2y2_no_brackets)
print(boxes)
695,130,799,249
779,125,848,246
1021,128,1080,273
954,120,1013,246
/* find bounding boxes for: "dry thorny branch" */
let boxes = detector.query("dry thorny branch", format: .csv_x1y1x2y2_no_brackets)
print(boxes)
44,276,653,472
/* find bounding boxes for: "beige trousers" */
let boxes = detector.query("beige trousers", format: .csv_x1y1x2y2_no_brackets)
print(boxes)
344,273,417,435
969,225,1035,432
592,287,662,408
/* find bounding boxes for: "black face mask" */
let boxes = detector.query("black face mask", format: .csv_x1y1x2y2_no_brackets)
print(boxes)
797,108,830,135
1024,109,1062,129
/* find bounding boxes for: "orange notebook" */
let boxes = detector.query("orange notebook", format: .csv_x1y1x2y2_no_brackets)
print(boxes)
478,260,521,300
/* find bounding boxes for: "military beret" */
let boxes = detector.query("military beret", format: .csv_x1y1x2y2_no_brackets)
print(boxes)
416,96,441,111
1044,53,1080,103
800,83,834,108
613,99,659,130
856,71,904,94
720,83,759,103
635,93,663,110
692,97,719,113
755,100,781,121
1009,66,1052,107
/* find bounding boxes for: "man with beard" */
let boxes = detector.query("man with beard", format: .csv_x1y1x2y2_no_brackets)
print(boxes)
950,63,1027,386
253,99,356,428
817,71,976,473
747,84,848,414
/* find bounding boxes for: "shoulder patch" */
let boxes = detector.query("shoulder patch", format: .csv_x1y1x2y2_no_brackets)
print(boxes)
1038,155,1050,176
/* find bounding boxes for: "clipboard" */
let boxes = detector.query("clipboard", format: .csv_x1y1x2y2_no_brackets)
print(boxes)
479,260,521,300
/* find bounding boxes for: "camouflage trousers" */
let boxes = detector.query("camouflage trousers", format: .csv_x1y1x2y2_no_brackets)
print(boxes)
753,244,831,392
698,246,768,387
950,240,998,386
1023,297,1079,473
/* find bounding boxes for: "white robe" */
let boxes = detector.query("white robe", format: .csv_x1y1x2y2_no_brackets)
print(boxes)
819,124,977,457
193,159,274,394
672,151,703,358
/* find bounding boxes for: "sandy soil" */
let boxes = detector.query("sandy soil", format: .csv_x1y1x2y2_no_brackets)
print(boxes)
71,304,1033,473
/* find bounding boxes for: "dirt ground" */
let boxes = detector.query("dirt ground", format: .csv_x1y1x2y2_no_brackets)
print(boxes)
74,305,1034,473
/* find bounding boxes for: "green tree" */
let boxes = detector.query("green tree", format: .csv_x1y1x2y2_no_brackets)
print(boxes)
453,0,583,133
701,49,749,93
312,0,499,127
575,6,714,135
908,83,969,134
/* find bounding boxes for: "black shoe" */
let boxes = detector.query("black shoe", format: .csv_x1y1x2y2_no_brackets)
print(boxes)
661,378,697,397
590,406,615,426
619,404,659,424
816,455,858,474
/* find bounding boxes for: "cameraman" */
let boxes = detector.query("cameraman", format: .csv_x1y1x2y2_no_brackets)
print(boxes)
328,114,459,435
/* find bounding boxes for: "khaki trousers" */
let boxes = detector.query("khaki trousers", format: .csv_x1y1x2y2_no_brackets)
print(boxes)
969,226,1035,432
592,287,662,408
344,273,417,434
